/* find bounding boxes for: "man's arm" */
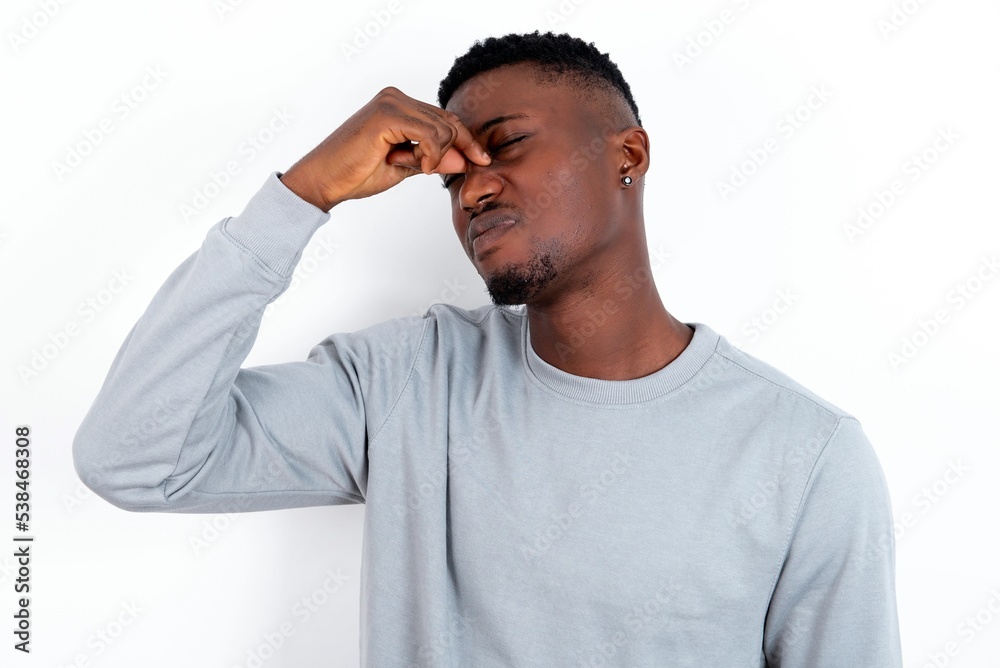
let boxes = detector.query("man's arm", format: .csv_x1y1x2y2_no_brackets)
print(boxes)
73,86,492,514
72,172,427,513
762,416,904,666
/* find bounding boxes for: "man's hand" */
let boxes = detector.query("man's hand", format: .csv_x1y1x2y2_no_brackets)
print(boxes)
279,86,492,212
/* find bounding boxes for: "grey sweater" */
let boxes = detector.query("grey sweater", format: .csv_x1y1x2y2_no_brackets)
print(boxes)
73,171,904,667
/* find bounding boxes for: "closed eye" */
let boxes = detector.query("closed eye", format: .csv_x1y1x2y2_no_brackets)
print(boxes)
442,136,527,189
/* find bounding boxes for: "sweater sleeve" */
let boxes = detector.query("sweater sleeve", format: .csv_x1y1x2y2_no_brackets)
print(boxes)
762,416,904,667
72,171,429,514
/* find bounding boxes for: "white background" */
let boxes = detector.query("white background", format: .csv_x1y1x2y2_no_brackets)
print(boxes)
2,0,999,666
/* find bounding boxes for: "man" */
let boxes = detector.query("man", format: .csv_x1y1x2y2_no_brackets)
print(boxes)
74,30,903,667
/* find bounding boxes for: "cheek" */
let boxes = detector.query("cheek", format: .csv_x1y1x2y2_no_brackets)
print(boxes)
524,166,589,223
550,170,618,249
554,163,604,217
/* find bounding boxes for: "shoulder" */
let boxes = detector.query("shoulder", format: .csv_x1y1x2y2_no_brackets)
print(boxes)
709,334,887,496
688,326,873,476
706,331,858,422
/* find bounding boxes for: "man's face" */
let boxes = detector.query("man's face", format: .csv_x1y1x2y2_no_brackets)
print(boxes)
443,63,620,307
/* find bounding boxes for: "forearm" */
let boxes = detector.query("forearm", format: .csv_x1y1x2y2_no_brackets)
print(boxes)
72,172,330,512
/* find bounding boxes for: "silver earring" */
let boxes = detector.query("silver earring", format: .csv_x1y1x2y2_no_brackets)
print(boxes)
622,175,633,186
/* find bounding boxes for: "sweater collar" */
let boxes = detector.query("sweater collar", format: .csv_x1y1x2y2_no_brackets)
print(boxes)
520,317,720,405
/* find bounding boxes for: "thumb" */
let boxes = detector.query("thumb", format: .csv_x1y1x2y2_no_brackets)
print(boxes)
386,147,423,172
387,144,471,176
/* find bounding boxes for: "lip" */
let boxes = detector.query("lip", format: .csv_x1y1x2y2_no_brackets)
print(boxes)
469,209,521,248
472,220,516,256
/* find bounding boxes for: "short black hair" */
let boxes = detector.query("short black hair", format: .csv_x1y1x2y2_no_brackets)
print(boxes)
437,30,642,131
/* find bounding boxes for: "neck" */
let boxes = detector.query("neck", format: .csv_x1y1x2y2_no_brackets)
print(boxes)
524,256,693,381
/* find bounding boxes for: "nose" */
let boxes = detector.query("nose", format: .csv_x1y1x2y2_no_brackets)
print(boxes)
459,160,502,214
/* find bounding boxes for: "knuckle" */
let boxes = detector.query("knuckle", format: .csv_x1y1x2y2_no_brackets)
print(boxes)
428,122,453,147
373,100,397,117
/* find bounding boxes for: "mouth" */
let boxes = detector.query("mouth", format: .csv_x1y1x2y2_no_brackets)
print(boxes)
472,219,516,257
468,209,521,251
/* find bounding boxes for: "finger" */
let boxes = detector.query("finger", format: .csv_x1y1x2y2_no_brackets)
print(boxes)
412,103,491,169
429,146,470,175
437,109,492,166
384,117,452,174
385,142,423,172
380,98,489,175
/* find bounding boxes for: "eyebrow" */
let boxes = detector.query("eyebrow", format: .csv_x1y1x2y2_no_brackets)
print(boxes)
473,112,532,138
440,113,533,183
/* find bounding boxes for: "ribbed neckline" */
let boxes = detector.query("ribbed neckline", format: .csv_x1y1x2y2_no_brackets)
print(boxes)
520,317,720,405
